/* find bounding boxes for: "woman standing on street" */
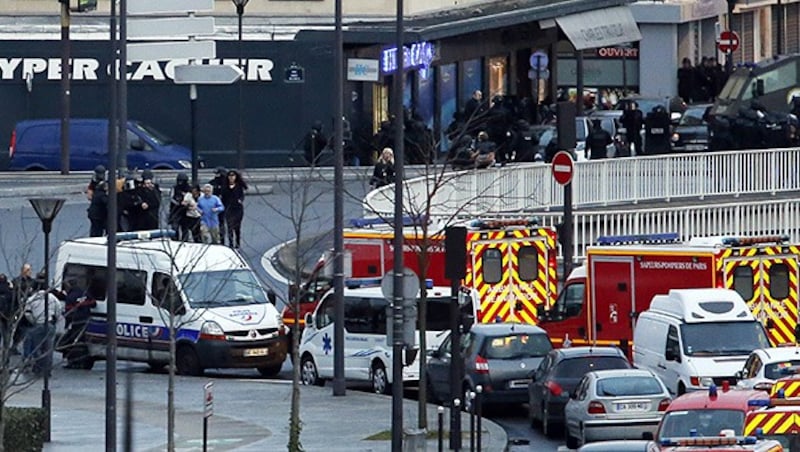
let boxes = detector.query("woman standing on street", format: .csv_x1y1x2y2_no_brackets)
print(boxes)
370,147,395,188
221,170,248,249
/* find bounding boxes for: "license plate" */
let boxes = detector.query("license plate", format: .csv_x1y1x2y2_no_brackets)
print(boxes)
615,402,649,412
244,348,268,357
686,144,706,151
507,379,531,389
651,128,664,134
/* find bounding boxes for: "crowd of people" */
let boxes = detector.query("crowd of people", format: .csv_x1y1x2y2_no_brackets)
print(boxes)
677,56,727,104
84,165,248,247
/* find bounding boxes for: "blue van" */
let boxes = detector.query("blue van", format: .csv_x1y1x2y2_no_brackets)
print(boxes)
8,119,195,171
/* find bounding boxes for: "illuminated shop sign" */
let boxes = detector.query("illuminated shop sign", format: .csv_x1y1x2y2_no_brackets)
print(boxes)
380,41,435,74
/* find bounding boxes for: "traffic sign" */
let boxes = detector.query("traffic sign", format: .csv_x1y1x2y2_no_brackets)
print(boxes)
128,17,215,40
127,0,214,15
174,64,243,85
718,30,740,53
127,40,216,62
552,151,574,186
204,382,214,418
381,268,420,301
529,50,549,70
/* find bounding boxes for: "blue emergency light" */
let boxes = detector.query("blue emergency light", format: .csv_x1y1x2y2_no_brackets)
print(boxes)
114,229,176,242
747,398,771,407
597,232,680,246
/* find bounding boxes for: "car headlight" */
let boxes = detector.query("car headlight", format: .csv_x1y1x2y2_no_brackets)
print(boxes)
700,377,714,387
671,133,680,142
201,321,225,339
179,160,192,169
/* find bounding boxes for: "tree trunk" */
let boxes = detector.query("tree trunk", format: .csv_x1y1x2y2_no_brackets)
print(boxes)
168,317,176,451
288,264,303,451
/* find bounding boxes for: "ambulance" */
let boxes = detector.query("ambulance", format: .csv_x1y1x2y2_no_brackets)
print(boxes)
743,376,800,450
539,233,800,354
282,217,559,341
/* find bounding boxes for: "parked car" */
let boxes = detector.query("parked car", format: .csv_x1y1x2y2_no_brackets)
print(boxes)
671,104,712,152
426,323,552,408
564,368,671,449
736,346,800,390
527,346,632,437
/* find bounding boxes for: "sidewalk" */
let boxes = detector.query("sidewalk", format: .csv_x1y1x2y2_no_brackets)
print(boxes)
7,364,507,451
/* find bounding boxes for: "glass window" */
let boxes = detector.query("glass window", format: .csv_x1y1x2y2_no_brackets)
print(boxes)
152,272,182,314
439,63,457,152
742,62,798,101
733,265,754,301
482,333,552,359
62,263,108,301
659,410,745,440
518,246,538,282
666,325,680,357
553,356,629,378
769,263,790,300
344,296,388,334
317,296,335,329
118,269,147,305
460,59,482,109
423,296,451,332
681,321,771,355
179,269,268,308
488,56,507,98
482,248,503,284
764,360,800,379
595,376,663,396
743,354,761,379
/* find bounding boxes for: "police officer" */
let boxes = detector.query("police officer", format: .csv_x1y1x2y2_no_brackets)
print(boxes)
621,102,644,155
87,180,108,237
510,120,537,162
137,169,161,230
645,105,671,155
587,120,612,160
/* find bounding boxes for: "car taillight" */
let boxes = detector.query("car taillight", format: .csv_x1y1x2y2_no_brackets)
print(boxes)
9,129,15,158
690,376,700,386
475,355,489,374
587,401,605,414
544,380,562,396
658,398,671,411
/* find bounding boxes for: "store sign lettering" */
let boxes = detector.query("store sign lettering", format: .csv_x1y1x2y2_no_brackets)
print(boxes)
380,41,435,74
0,57,274,82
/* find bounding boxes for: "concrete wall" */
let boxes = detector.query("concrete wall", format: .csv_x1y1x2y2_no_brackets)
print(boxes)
639,22,678,97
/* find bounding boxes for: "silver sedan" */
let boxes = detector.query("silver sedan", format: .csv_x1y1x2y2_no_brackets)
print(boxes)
564,368,671,449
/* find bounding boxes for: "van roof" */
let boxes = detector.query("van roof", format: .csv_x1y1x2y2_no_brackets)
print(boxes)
648,289,753,323
60,237,249,273
339,285,453,299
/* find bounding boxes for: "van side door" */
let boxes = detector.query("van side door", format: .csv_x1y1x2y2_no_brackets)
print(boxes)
309,294,336,378
662,325,683,395
150,272,184,361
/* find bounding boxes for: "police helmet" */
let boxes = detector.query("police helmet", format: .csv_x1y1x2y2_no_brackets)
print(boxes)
176,172,189,183
141,168,154,181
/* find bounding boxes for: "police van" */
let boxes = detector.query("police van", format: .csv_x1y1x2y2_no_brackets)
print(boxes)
298,283,472,394
54,230,287,376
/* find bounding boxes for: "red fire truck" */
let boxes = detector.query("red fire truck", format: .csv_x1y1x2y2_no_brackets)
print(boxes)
282,217,559,341
539,233,800,353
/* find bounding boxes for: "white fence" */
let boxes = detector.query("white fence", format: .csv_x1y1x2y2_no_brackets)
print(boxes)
363,148,800,217
535,198,800,262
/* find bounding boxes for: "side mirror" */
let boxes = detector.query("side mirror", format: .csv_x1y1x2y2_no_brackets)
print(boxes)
267,289,277,305
735,370,743,379
304,312,313,328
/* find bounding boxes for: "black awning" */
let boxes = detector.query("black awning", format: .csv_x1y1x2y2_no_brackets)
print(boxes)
296,0,636,44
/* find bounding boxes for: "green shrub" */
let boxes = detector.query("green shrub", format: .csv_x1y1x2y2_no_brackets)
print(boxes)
3,406,45,452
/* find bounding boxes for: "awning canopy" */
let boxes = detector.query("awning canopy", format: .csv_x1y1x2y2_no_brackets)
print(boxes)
556,5,642,50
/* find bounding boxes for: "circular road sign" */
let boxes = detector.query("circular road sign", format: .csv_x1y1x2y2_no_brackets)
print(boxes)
718,30,740,53
381,268,420,301
552,151,574,186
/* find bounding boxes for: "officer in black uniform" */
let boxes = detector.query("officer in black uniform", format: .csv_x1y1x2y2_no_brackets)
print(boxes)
645,105,671,154
587,120,612,160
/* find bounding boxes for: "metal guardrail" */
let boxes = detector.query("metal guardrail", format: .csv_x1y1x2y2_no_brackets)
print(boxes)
362,148,800,217
535,198,800,263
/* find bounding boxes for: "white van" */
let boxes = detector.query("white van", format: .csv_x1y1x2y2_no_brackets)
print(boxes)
54,231,287,376
633,288,770,396
298,284,471,394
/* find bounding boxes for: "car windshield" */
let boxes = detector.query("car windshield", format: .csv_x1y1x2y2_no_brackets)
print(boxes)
553,356,630,378
179,269,268,308
596,376,663,397
764,360,800,379
681,321,771,356
679,108,707,126
658,409,744,439
483,333,552,359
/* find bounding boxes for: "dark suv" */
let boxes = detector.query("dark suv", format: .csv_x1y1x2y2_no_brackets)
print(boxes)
528,346,631,437
426,323,552,408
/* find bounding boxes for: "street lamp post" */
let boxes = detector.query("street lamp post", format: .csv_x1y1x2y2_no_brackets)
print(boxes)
29,197,65,443
232,0,249,171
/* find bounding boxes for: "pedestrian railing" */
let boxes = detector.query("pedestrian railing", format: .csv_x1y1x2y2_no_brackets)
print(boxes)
362,148,800,217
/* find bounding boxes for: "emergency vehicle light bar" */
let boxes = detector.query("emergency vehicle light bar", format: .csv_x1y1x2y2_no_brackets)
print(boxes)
720,235,790,246
349,215,427,228
115,229,176,242
344,277,434,290
470,218,538,229
596,232,680,246
659,436,757,447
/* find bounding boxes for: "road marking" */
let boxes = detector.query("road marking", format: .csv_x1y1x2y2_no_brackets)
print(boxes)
261,240,292,285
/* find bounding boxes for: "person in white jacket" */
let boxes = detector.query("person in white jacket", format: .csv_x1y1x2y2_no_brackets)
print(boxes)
23,288,64,374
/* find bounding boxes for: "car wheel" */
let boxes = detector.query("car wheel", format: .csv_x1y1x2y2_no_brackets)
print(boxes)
256,363,282,378
678,382,687,396
580,423,587,447
565,425,579,450
300,354,323,387
176,346,203,376
371,361,390,395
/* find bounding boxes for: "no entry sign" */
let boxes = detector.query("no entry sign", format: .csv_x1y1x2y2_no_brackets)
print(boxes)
718,30,740,53
552,151,574,185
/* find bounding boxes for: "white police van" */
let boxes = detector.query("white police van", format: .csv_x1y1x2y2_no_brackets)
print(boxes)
54,230,287,376
298,283,472,394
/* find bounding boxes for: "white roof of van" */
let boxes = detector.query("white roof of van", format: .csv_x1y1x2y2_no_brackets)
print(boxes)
339,285,453,299
649,288,753,323
60,237,249,274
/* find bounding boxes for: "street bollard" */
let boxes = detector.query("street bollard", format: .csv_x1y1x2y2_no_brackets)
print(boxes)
438,406,444,452
469,391,476,451
453,399,461,451
476,385,483,452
